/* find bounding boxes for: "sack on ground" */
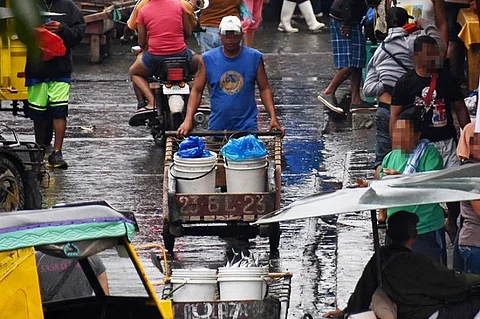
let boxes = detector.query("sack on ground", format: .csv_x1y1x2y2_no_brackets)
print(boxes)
221,134,268,161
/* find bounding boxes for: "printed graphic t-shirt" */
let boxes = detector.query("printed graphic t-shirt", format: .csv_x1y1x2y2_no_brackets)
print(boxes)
381,145,445,234
203,46,262,131
391,69,464,142
396,0,435,23
36,253,106,301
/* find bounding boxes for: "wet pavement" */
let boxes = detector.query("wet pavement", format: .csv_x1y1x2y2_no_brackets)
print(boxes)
0,19,377,318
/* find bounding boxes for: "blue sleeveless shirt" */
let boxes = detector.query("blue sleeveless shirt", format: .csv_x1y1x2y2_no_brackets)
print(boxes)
203,46,262,131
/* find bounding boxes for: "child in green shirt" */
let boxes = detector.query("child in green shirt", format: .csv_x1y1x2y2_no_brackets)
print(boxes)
380,108,446,264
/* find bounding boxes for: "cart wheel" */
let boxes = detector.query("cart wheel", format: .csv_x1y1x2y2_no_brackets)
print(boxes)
0,156,25,212
268,222,281,252
162,219,175,253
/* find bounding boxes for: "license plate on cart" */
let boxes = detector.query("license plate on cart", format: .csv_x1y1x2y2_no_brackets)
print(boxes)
162,84,189,94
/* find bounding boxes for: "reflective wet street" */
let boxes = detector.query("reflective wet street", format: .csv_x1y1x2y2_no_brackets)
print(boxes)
0,21,376,318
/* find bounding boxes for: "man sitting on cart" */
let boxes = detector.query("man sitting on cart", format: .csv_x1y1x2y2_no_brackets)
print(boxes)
324,211,480,319
177,15,285,137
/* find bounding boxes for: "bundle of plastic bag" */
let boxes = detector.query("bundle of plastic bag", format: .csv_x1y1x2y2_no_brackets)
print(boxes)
177,136,211,158
465,90,478,115
34,27,66,61
220,134,268,161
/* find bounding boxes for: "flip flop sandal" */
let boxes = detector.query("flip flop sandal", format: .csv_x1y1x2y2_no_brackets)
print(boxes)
129,109,157,126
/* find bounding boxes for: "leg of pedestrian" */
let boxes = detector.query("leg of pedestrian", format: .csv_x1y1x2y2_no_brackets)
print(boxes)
298,0,325,32
278,0,299,32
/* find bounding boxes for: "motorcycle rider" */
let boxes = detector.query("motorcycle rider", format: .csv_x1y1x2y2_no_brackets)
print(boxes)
123,0,199,111
177,16,285,136
129,0,193,114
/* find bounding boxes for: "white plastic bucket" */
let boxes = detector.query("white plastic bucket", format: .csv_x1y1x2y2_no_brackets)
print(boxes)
170,268,218,302
224,156,267,193
217,267,268,301
172,151,217,194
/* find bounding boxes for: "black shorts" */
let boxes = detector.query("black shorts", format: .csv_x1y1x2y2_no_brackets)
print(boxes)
445,2,469,43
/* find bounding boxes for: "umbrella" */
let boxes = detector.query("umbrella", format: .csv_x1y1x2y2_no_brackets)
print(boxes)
254,163,480,291
254,163,480,225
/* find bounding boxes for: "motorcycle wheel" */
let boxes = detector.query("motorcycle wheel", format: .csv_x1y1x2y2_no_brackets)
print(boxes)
170,112,184,131
154,133,166,147
0,156,25,212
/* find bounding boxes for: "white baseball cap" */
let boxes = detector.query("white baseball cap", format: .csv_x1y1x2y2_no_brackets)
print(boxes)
219,15,242,35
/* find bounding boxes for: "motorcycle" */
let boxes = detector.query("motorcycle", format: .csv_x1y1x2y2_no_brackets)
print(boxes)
129,56,192,146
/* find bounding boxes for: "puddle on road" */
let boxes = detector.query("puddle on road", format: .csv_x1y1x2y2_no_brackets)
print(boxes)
22,36,378,318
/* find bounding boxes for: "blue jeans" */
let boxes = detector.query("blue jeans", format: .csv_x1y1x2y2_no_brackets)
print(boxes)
374,105,391,169
459,245,480,274
196,27,221,53
412,228,447,266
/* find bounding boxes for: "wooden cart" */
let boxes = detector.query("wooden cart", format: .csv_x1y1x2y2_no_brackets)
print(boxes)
74,1,116,63
162,131,282,254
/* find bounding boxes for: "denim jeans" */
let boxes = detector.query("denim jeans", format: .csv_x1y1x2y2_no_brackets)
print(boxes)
374,106,391,169
459,245,480,274
197,27,221,53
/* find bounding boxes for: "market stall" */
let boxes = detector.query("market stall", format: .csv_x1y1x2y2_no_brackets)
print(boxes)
457,7,480,91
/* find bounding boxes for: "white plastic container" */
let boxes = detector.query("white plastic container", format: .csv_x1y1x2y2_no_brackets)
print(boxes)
217,267,268,301
172,151,217,194
170,268,218,302
224,156,267,193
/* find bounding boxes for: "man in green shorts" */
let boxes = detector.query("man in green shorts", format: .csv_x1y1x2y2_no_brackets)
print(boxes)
25,0,85,168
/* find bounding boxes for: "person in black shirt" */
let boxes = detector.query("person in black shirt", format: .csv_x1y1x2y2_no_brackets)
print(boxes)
389,35,470,243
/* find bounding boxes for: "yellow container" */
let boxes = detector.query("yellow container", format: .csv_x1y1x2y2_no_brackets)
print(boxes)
0,0,28,102
0,247,44,319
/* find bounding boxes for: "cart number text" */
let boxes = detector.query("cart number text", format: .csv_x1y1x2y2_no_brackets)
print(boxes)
178,195,267,215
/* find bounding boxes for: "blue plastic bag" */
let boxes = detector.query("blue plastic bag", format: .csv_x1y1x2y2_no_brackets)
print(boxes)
177,136,211,158
220,135,268,161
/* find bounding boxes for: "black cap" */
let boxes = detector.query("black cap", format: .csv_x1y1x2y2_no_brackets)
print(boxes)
386,211,419,243
388,7,415,28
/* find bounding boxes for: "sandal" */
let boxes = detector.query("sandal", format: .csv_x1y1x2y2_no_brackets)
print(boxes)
135,106,155,113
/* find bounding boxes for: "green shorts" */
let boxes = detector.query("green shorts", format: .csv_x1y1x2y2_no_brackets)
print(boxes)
27,82,70,120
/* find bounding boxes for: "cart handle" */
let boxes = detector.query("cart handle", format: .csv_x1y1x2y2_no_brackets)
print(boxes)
164,130,283,137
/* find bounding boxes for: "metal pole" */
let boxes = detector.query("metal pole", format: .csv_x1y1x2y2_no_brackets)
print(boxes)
371,209,383,288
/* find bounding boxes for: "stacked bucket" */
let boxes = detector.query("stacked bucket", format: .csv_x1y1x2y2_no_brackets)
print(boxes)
170,267,269,302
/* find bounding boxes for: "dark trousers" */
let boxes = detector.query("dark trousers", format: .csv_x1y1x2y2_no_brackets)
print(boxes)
438,295,480,319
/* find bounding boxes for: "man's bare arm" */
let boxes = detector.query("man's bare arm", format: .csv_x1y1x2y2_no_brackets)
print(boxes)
98,271,110,295
453,99,471,129
137,23,147,50
256,58,285,136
